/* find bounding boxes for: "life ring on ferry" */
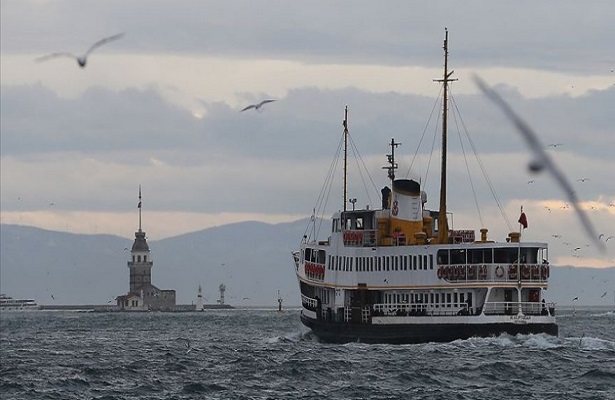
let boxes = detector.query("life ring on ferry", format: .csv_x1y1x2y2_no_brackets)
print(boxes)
442,266,449,279
521,264,530,279
437,267,443,279
459,265,467,279
478,265,487,280
531,264,539,279
508,265,518,280
468,265,477,279
451,265,459,280
495,265,505,278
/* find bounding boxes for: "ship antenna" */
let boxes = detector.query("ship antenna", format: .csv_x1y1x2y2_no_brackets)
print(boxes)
343,106,349,212
384,138,401,189
434,28,457,244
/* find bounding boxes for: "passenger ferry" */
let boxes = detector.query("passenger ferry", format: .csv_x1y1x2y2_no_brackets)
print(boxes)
0,294,40,311
292,31,558,344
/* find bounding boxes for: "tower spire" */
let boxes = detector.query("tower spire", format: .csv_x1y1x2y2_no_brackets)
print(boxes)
138,185,142,232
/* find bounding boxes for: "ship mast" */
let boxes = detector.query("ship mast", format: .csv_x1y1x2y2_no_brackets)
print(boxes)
434,28,457,244
343,106,349,212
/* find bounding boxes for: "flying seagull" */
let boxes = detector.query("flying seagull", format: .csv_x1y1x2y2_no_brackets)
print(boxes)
572,297,578,301
473,76,606,253
241,99,276,112
600,292,607,298
36,33,125,68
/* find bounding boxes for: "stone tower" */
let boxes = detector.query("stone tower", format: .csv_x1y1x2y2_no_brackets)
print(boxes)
128,186,153,292
117,185,176,311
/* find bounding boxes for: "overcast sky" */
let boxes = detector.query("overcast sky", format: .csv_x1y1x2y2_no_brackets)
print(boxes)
1,1,614,268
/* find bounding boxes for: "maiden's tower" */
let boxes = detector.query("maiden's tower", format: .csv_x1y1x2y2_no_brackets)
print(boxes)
116,186,176,311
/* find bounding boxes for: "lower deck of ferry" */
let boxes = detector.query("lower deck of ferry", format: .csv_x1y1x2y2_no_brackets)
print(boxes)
298,282,557,343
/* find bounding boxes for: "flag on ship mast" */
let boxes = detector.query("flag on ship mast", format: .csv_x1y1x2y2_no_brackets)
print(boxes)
518,207,528,229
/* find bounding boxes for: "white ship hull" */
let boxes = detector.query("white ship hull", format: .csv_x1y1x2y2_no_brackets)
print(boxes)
0,295,40,311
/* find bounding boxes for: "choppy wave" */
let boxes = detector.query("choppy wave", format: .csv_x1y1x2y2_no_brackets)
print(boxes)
1,308,614,400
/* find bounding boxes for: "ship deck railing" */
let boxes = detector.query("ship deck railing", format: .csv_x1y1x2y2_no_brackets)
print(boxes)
371,301,554,317
301,294,318,310
372,303,470,317
483,301,555,316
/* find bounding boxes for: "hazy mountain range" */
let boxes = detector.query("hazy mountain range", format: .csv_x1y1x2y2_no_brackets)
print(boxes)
1,223,613,307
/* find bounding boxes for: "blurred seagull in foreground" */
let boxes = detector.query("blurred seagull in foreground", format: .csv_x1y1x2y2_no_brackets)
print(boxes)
473,75,605,253
241,99,276,112
36,33,125,68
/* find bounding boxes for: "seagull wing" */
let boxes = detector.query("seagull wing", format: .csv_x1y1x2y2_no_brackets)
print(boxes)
257,99,276,107
241,104,256,112
473,75,605,253
84,33,125,57
35,52,77,63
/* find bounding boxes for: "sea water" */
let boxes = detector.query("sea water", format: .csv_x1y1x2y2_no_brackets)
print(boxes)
1,308,614,399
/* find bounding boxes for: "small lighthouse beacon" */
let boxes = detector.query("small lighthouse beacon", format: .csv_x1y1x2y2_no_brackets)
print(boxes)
196,285,204,311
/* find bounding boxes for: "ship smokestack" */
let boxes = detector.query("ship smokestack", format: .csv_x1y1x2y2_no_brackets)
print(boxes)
389,179,424,245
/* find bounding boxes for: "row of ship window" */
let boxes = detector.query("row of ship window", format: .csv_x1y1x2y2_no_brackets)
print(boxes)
328,254,434,272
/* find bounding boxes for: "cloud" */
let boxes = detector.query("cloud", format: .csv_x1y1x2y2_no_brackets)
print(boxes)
1,1,614,266
2,1,614,74
2,82,614,196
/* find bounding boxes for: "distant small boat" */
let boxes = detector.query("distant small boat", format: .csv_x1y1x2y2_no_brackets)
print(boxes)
0,294,40,311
